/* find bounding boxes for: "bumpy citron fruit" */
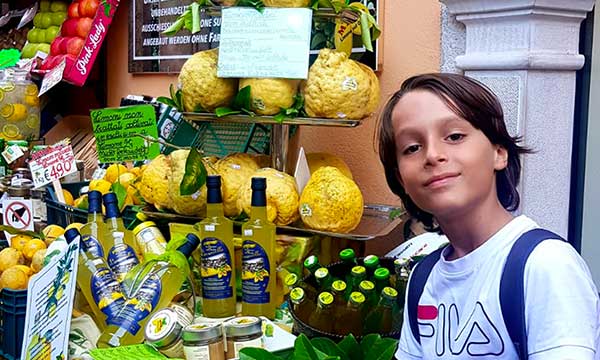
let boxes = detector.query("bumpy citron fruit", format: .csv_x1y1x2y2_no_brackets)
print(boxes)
0,247,25,272
23,239,47,261
0,266,29,290
10,234,33,252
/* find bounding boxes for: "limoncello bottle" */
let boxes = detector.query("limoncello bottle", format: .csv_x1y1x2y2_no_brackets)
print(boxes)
241,177,277,319
79,190,108,258
96,233,200,348
103,193,139,282
196,175,236,318
64,228,126,331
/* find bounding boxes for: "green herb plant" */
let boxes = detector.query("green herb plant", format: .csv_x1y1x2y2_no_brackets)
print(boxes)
239,333,398,360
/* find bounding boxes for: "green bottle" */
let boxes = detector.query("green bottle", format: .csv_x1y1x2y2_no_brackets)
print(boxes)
284,273,300,291
315,267,334,292
346,265,367,300
339,248,357,278
308,292,335,333
363,255,380,279
334,291,365,337
331,280,347,309
359,280,378,311
364,287,398,334
303,255,322,277
289,287,314,324
374,267,391,295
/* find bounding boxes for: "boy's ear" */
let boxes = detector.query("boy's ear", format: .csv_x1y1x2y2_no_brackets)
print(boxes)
494,145,509,171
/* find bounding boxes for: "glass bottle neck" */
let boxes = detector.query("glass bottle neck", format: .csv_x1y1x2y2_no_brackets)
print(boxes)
250,205,268,220
206,202,224,217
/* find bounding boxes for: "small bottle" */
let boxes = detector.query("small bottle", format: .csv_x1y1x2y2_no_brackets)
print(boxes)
394,258,410,309
126,212,148,231
374,267,391,295
197,175,236,318
303,255,321,278
96,233,200,348
346,265,367,300
314,267,334,292
334,291,365,337
363,255,380,279
241,177,277,319
331,280,347,311
289,287,313,324
359,280,378,311
339,248,357,283
284,273,299,291
79,190,107,259
308,292,335,333
364,287,398,334
65,228,126,330
103,193,139,282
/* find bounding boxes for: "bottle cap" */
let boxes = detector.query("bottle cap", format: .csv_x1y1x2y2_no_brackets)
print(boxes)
394,257,410,267
349,291,366,305
374,267,390,280
177,233,200,257
318,292,334,307
332,280,347,293
351,265,366,277
284,273,299,287
381,287,398,300
304,255,320,272
206,175,221,188
339,248,356,262
314,267,329,281
251,177,266,190
103,192,119,218
87,190,102,213
359,280,375,293
135,212,148,221
64,228,80,244
289,287,305,304
206,175,223,204
363,255,380,269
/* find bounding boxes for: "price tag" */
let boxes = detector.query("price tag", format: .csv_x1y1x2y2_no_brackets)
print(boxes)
2,144,25,164
39,58,66,96
28,140,77,188
205,224,215,232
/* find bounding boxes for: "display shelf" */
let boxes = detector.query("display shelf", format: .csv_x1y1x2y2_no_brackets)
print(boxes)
181,112,362,127
200,6,350,19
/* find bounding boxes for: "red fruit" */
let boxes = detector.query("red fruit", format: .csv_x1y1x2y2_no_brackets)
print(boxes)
78,0,99,18
50,37,65,55
62,18,78,37
66,37,85,56
40,56,54,71
64,54,77,71
68,2,80,18
59,36,71,53
75,17,93,38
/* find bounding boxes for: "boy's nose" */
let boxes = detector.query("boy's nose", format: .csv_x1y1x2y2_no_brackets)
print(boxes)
425,142,448,165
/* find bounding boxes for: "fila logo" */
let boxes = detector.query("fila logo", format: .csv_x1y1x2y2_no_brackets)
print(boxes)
418,301,505,357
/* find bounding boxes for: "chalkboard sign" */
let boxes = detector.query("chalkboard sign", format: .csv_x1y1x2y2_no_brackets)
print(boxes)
90,105,160,162
129,0,381,74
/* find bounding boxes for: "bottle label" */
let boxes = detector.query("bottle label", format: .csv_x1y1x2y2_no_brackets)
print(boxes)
82,234,104,258
241,240,271,304
113,273,162,336
200,237,233,300
183,345,210,360
90,266,125,322
107,243,139,282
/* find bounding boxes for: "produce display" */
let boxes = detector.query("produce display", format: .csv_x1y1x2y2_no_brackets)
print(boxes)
0,69,41,140
21,0,68,58
239,78,301,116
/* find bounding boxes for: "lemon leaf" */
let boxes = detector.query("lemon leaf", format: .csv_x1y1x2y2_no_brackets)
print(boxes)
215,107,241,117
180,147,207,196
111,182,128,210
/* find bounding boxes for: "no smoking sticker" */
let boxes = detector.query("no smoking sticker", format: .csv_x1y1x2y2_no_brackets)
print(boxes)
2,199,34,243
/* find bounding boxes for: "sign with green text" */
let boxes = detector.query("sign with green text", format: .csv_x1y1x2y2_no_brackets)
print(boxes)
90,105,160,163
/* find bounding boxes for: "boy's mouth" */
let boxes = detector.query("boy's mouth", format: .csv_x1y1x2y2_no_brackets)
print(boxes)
423,173,460,188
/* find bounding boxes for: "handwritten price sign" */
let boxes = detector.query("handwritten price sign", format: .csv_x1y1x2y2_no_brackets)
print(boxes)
29,141,77,188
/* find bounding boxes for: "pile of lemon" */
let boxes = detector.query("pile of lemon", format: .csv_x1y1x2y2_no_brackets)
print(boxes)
0,223,78,291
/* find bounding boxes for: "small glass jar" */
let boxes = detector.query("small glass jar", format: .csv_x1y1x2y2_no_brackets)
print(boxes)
182,323,225,360
145,306,193,358
7,183,32,199
133,221,167,257
223,316,263,359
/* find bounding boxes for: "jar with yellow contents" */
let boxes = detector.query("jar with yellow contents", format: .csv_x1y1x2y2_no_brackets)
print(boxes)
0,68,41,141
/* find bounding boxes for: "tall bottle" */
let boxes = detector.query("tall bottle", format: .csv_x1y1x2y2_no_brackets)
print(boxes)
339,248,357,284
308,292,335,333
359,280,378,311
64,229,126,331
303,255,321,279
314,267,334,292
79,191,108,259
196,175,236,318
364,287,398,334
97,233,200,348
346,265,367,300
331,280,347,310
103,193,140,283
374,267,391,295
241,177,277,319
289,287,314,324
394,258,410,309
334,291,365,336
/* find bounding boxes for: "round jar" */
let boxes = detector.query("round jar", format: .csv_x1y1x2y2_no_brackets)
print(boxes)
7,184,32,198
182,323,225,360
223,316,263,359
145,307,193,358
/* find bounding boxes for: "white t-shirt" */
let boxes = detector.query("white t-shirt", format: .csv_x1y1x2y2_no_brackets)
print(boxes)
396,215,600,360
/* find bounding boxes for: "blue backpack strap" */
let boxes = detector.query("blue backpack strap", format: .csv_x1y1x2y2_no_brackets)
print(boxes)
407,247,445,344
500,228,566,360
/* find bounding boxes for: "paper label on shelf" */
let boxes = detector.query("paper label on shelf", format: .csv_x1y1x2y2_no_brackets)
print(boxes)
28,140,77,188
294,147,311,194
90,105,160,163
1,144,24,164
39,58,66,96
21,237,79,360
218,7,312,79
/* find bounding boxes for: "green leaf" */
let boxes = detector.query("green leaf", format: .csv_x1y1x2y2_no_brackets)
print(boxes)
239,347,284,360
156,96,177,108
311,338,349,360
363,338,398,360
193,103,206,113
215,107,241,117
311,32,327,49
337,335,362,360
111,182,128,210
359,334,380,356
0,226,43,240
234,85,252,112
359,11,373,52
291,334,331,360
388,208,403,220
163,15,186,35
191,2,201,33
274,112,286,123
238,0,265,12
180,148,207,196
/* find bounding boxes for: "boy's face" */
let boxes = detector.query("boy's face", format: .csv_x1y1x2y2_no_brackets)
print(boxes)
391,90,508,220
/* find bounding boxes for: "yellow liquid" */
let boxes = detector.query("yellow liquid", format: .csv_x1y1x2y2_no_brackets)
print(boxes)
241,206,277,319
104,216,140,259
80,212,109,259
196,203,236,318
96,260,186,347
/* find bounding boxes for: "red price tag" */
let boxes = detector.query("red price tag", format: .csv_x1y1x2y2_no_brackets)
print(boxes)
29,141,77,188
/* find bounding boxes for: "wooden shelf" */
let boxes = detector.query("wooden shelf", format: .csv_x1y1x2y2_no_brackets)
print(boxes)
182,112,363,127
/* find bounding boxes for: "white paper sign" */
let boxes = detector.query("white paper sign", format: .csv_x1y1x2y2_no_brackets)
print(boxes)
294,147,311,194
2,144,25,164
218,8,312,79
29,140,77,189
2,199,34,243
39,59,66,96
20,238,79,360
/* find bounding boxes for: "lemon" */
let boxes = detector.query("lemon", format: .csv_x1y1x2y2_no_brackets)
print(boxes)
61,189,74,206
1,81,15,92
2,124,21,138
65,223,84,231
0,247,25,272
74,195,89,210
1,103,27,121
42,224,65,247
116,172,136,188
31,249,46,273
13,264,33,276
0,266,29,290
104,163,128,183
23,239,47,261
26,114,40,129
89,179,112,195
0,89,4,102
25,84,38,96
10,234,33,252
24,95,39,107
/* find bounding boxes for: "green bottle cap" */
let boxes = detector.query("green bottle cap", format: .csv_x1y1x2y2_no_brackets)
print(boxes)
359,280,375,293
284,273,299,287
351,266,366,277
290,287,305,304
374,267,390,280
318,292,334,307
304,255,320,271
332,280,347,293
349,291,366,305
381,287,398,300
363,255,380,269
339,248,356,261
315,267,329,281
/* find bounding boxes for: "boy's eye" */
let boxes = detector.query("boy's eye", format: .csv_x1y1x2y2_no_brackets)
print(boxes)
403,144,421,155
447,133,465,141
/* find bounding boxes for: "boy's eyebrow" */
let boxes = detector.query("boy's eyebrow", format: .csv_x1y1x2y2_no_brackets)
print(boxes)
394,115,464,138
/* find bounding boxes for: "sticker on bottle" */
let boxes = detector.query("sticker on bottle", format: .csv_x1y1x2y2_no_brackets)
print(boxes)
90,266,126,322
241,240,271,304
112,273,162,336
82,235,104,258
107,243,139,282
200,237,234,300
204,224,215,232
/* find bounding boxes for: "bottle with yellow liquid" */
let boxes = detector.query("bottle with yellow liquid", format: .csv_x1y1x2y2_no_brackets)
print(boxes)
96,233,200,348
64,228,126,330
196,175,236,318
103,193,140,283
79,190,108,258
241,177,277,319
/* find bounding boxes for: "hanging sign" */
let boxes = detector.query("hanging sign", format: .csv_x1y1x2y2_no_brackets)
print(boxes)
28,140,77,189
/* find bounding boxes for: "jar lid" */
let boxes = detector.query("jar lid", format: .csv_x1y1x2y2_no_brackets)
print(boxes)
224,316,262,337
8,186,31,197
182,323,223,342
145,308,183,349
133,221,157,235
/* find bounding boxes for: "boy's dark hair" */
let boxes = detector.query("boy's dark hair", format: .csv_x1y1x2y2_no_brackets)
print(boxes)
377,73,531,232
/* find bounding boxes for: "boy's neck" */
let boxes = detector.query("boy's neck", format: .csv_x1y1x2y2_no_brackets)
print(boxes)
437,199,514,261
